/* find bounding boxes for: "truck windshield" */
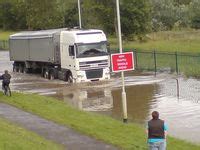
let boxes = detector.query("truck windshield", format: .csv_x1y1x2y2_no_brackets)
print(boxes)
76,42,108,58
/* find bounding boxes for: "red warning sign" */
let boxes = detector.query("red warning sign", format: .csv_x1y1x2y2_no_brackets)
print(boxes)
111,52,134,72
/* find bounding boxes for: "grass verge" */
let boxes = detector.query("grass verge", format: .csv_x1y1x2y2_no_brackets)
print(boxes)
0,30,16,40
109,30,200,53
0,92,199,150
0,117,63,150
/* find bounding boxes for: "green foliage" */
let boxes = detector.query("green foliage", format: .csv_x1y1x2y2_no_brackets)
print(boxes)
64,3,78,28
150,0,200,31
0,0,152,37
82,0,151,38
1,0,200,36
82,0,115,33
190,0,200,29
25,0,63,30
0,92,200,150
173,0,192,5
121,0,151,38
151,0,179,31
0,0,26,30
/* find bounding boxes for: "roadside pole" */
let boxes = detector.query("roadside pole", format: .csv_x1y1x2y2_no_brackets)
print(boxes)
78,0,82,28
116,0,128,123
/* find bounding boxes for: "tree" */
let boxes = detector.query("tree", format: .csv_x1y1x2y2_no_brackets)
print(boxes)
0,0,26,30
64,2,79,28
151,0,178,31
81,0,151,39
120,0,151,39
190,0,200,29
82,0,115,34
0,0,14,29
174,0,192,5
25,0,63,30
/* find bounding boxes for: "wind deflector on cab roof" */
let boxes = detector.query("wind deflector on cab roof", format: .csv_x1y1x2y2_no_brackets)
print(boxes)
76,32,102,35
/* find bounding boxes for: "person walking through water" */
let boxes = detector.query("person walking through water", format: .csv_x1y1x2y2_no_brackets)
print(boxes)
0,70,11,91
147,111,168,150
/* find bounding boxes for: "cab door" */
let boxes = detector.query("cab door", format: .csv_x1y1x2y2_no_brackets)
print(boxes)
66,44,76,72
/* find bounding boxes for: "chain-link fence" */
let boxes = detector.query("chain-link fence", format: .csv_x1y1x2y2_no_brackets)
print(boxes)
111,49,200,78
132,50,200,78
0,40,9,50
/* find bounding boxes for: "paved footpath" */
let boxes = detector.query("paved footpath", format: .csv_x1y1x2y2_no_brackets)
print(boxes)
0,103,118,150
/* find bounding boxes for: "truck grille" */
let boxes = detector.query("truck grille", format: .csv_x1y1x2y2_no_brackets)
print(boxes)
86,69,103,79
79,60,108,71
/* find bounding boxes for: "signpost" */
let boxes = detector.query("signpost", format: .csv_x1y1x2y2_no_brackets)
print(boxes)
115,0,135,123
111,52,134,123
78,0,82,28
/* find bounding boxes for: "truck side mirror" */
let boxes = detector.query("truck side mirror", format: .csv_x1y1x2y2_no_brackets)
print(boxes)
69,45,75,56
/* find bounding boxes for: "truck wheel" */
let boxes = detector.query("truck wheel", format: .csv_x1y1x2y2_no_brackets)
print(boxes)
67,74,73,83
44,70,49,79
19,66,24,73
49,71,55,80
24,67,31,73
13,65,18,72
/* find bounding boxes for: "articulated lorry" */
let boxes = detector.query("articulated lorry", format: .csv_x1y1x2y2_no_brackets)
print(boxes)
9,28,110,83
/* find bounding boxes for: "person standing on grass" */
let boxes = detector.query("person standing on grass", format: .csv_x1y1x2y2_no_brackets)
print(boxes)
147,111,168,150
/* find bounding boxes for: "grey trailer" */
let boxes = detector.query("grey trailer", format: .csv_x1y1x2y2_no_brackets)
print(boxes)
9,28,68,63
9,28,68,77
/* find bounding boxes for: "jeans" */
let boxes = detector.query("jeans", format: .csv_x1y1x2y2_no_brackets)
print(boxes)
148,140,166,150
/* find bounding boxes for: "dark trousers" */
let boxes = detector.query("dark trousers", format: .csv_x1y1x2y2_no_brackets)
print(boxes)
2,82,9,90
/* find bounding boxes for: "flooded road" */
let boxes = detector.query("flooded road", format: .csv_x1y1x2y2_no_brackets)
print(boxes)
1,51,200,143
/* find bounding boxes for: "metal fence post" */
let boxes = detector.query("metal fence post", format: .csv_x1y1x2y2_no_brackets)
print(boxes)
153,50,157,76
175,52,178,75
3,40,5,49
134,50,138,69
176,78,179,98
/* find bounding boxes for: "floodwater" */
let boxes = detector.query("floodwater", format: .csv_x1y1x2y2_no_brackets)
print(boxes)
1,51,200,144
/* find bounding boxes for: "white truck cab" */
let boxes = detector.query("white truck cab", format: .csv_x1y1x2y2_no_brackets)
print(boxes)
60,29,110,83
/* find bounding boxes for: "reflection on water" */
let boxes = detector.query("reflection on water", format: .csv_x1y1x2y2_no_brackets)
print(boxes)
2,51,200,144
61,85,113,111
111,84,156,123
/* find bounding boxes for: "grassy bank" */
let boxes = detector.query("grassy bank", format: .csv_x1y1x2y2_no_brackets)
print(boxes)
1,29,200,52
0,117,63,150
109,30,200,53
0,30,16,40
0,92,199,150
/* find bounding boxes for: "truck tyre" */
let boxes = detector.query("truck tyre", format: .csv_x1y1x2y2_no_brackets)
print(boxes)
13,65,18,72
67,73,73,83
19,65,24,73
49,71,55,80
24,67,31,73
44,70,49,79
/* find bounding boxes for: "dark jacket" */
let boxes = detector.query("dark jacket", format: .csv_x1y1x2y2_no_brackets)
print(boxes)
0,73,11,84
148,119,165,139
